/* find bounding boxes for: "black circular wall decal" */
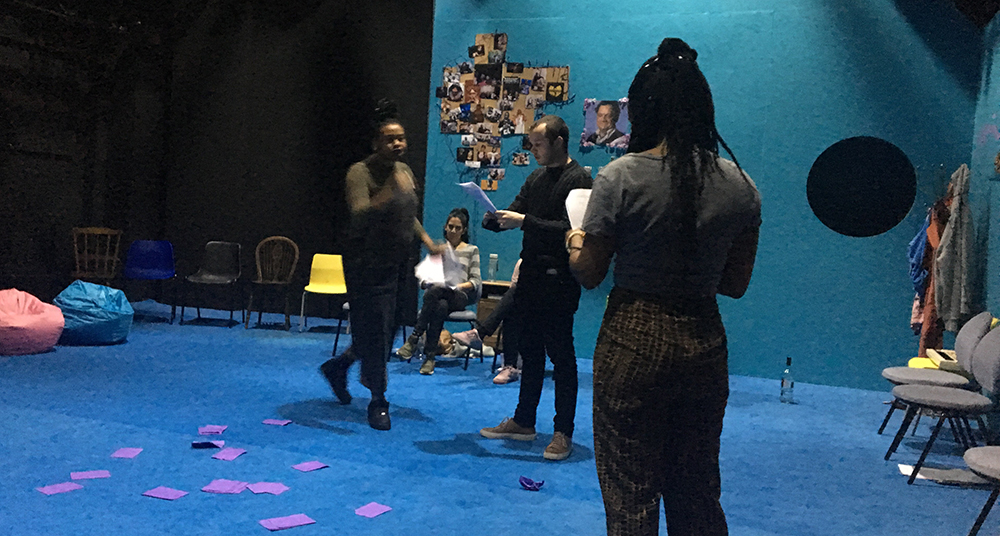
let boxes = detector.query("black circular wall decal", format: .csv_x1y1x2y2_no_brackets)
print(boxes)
806,136,915,237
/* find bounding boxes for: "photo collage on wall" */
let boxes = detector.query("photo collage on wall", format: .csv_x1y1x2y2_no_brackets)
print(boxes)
437,33,570,191
580,98,630,150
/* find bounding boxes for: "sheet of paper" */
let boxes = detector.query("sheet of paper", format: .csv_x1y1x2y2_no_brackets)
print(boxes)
201,479,248,494
442,245,465,287
191,440,224,449
248,482,290,495
259,514,316,531
565,188,592,230
262,419,291,426
212,447,246,461
414,255,446,285
143,486,188,500
355,502,392,518
37,482,83,495
198,425,227,435
292,461,328,472
71,470,110,480
111,448,142,459
457,181,497,213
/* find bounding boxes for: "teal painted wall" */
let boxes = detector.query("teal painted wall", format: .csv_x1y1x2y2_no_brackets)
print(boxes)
424,0,982,390
974,20,1000,314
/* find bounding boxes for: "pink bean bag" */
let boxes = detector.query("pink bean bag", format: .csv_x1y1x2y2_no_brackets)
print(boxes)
0,289,65,356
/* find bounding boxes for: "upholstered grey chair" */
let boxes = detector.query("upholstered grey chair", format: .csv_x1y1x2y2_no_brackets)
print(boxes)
884,324,1000,484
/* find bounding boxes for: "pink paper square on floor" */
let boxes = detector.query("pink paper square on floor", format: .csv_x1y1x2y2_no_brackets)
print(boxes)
111,448,142,459
259,513,315,531
212,447,246,461
292,461,327,472
143,486,188,500
37,482,83,495
71,470,110,480
201,479,248,494
248,482,289,495
198,425,227,435
355,502,391,518
262,419,291,426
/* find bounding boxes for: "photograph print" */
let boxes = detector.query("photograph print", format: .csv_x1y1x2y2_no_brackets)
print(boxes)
580,98,630,149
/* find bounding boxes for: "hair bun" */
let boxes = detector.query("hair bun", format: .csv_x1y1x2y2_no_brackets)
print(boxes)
374,98,399,123
657,38,697,62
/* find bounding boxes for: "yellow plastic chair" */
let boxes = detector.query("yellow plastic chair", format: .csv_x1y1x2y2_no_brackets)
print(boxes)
299,254,349,354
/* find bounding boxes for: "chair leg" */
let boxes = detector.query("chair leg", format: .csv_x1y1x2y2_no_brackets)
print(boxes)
879,399,904,435
969,487,1000,536
886,404,917,460
284,294,290,331
912,409,923,436
908,416,946,485
949,417,967,449
245,291,254,329
963,417,979,448
978,417,992,445
300,292,308,332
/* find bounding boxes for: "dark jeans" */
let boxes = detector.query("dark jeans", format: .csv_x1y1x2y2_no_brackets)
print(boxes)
477,284,520,368
412,285,472,356
512,302,577,437
325,259,405,399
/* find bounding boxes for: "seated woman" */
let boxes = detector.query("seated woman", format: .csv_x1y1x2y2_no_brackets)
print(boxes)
398,208,482,375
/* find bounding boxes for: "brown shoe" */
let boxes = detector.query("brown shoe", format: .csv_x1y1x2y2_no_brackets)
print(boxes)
479,417,536,441
419,355,435,375
543,432,572,460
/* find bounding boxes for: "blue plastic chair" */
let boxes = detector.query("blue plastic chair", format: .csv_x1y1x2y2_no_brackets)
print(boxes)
123,240,177,323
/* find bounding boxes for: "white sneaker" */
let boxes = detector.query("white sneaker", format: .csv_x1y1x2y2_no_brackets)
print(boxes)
493,366,521,384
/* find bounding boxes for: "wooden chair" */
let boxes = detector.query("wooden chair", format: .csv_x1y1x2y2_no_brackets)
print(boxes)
72,227,122,284
246,236,299,330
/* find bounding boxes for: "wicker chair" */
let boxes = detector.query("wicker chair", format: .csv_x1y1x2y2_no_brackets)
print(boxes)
246,236,299,330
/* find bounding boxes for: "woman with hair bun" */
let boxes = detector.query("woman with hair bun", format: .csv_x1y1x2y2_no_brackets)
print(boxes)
320,102,444,431
568,38,761,535
397,207,482,375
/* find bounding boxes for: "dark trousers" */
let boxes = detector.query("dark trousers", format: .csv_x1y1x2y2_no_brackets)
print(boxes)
327,260,405,399
477,284,520,368
593,287,728,536
412,285,471,355
512,304,577,437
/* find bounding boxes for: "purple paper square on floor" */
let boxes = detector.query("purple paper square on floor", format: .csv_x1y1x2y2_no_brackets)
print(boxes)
198,425,227,435
143,486,188,500
248,482,290,495
262,419,291,426
355,502,391,518
259,513,315,531
292,461,327,472
212,447,246,461
111,448,142,459
201,479,248,494
37,482,83,495
71,470,110,480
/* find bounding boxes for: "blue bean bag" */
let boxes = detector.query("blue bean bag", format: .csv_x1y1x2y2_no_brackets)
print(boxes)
54,280,133,345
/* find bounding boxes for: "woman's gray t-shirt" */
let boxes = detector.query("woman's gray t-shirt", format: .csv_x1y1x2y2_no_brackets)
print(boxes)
582,152,761,298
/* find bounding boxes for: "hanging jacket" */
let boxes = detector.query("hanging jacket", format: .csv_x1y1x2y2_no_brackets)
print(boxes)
907,214,930,296
935,164,974,332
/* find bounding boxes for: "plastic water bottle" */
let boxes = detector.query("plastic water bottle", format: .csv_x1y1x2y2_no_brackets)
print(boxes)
780,357,795,404
487,254,498,281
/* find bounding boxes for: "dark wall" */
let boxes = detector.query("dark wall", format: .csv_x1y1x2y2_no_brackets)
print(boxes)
1,0,434,317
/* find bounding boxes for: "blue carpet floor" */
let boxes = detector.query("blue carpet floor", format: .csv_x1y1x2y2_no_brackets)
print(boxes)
0,301,995,535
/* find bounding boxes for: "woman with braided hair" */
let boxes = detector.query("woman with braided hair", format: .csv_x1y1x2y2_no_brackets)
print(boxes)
568,38,761,535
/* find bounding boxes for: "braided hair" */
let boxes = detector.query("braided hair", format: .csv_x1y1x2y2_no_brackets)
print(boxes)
371,98,403,141
627,38,744,257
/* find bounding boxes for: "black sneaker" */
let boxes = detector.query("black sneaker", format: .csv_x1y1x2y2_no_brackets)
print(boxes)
319,358,352,405
367,398,391,431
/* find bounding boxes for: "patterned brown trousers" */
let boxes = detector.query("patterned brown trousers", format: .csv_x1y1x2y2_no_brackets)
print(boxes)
593,287,729,536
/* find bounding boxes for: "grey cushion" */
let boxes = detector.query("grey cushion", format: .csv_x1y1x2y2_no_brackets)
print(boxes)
973,327,1000,394
956,311,993,373
964,446,1000,481
881,366,970,388
892,384,992,412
